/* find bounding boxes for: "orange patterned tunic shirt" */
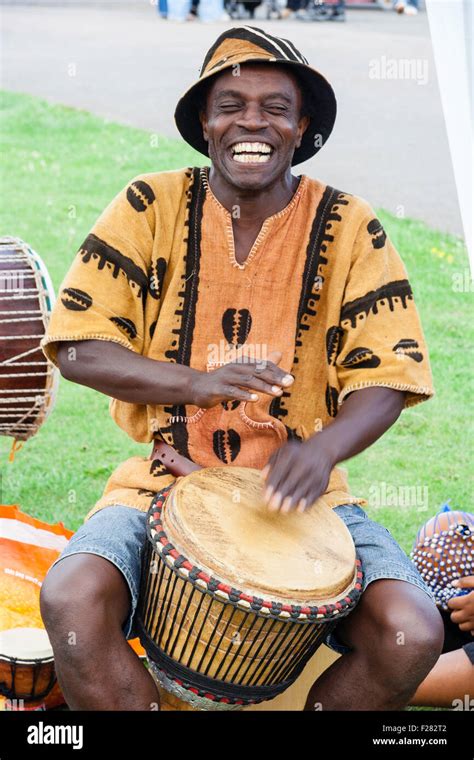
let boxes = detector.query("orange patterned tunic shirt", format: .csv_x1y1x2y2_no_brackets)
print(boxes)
41,166,434,521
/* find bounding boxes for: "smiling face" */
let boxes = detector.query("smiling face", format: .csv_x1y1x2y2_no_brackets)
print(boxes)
199,63,310,191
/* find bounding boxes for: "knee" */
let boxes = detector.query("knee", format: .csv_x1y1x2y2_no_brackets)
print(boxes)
40,563,70,629
349,581,444,672
40,554,129,634
381,603,444,664
368,591,444,692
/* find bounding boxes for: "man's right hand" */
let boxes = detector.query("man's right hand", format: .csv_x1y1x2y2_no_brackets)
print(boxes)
448,576,474,635
55,341,294,410
189,350,294,408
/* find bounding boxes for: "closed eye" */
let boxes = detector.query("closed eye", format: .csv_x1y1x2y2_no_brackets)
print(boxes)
218,103,289,113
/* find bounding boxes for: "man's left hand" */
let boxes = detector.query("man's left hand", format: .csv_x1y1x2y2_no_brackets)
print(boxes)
260,386,406,514
261,438,336,513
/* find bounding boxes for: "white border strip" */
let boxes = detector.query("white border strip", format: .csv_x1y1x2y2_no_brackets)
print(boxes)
426,0,473,271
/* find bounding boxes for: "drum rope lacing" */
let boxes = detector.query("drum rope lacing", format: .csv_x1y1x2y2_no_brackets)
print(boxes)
0,238,58,442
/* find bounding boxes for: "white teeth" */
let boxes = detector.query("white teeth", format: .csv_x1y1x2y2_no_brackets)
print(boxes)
233,153,271,163
231,142,272,154
231,141,273,164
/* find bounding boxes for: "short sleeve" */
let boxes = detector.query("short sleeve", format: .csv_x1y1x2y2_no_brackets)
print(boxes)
335,205,434,409
41,175,156,368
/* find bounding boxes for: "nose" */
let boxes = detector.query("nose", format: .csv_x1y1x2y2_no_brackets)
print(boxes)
235,103,270,131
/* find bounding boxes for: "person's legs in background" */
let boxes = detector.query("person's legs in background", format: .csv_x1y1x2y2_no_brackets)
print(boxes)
241,0,261,18
187,0,199,20
328,0,346,21
394,0,419,15
404,0,419,16
281,0,304,19
157,0,168,18
299,0,346,22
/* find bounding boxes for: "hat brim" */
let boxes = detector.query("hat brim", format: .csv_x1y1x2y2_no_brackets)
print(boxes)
174,59,337,167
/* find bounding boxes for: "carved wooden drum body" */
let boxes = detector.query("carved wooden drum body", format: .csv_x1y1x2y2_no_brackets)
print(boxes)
0,237,58,441
136,467,363,710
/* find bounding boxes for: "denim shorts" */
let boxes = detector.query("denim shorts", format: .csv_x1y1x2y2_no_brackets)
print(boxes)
50,503,434,653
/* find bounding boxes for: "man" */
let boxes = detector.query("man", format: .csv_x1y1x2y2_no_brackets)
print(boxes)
40,26,443,711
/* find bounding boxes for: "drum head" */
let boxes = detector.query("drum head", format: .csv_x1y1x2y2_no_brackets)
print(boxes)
0,628,53,661
163,467,357,605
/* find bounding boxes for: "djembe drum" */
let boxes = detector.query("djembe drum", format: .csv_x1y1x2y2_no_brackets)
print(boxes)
0,628,58,709
0,237,58,444
136,466,363,710
411,508,474,609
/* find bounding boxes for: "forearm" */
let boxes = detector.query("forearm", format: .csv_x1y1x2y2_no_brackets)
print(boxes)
410,649,473,708
57,339,200,406
310,386,406,464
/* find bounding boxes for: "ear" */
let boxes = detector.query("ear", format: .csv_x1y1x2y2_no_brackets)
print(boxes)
199,109,209,143
295,115,310,148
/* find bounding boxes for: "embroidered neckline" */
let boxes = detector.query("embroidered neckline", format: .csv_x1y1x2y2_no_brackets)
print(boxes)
200,166,308,270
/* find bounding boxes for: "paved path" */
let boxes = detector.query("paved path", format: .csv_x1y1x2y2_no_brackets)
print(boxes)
1,4,462,235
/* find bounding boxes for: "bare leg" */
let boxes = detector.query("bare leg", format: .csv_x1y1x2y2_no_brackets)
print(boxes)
410,649,474,708
40,554,160,710
304,580,444,711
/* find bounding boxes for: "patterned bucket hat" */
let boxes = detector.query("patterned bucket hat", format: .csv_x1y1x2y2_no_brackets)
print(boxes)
174,26,337,166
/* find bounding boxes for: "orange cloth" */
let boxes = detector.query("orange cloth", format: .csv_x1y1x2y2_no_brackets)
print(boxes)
41,166,434,520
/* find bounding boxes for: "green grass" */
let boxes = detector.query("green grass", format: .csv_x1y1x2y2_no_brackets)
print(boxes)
0,89,472,549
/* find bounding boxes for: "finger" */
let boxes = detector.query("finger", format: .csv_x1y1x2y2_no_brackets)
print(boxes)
268,460,303,513
267,475,287,511
264,352,293,387
266,350,283,366
279,491,301,514
457,620,474,632
280,475,326,515
260,464,274,495
262,443,300,504
241,377,285,397
248,357,294,389
449,609,469,625
296,497,308,514
262,464,277,504
452,576,474,589
280,495,294,514
265,456,295,512
298,487,323,513
289,476,320,514
447,595,469,610
279,472,309,513
223,385,259,402
279,494,309,515
227,366,285,397
262,363,294,387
